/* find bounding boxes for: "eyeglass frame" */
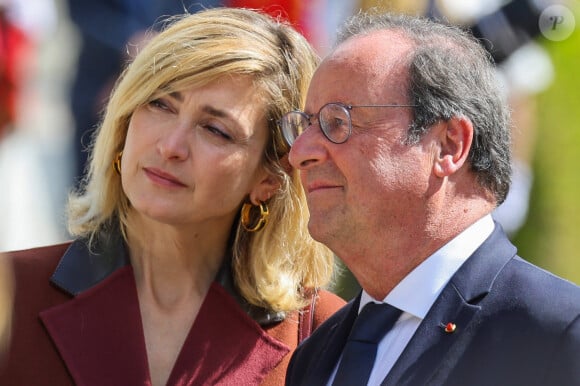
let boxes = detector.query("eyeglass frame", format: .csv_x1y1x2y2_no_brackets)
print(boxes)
279,102,418,146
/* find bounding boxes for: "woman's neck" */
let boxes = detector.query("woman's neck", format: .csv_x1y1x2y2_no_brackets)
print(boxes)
125,213,231,308
124,213,235,386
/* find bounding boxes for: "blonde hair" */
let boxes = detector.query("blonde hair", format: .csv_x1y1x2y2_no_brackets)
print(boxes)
67,7,335,313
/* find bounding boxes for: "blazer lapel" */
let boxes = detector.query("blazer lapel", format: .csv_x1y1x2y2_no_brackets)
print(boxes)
298,296,360,385
168,283,290,385
40,266,150,386
39,232,293,385
382,281,480,386
383,223,517,386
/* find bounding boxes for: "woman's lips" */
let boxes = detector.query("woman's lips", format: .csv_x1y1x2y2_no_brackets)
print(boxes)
144,167,187,187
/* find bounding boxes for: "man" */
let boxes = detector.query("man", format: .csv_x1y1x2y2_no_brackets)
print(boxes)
280,11,580,386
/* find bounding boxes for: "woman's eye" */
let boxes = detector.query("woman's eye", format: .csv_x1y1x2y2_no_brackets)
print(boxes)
149,98,170,111
203,124,232,140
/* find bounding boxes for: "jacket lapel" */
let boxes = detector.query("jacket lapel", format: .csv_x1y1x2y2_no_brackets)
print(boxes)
38,231,293,385
383,223,517,385
298,296,360,384
40,266,150,385
382,280,480,386
168,283,290,385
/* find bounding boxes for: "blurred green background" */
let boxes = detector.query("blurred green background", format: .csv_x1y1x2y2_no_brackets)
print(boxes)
513,20,580,285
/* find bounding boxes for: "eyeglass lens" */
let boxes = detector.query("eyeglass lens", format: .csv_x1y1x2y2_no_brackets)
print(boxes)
281,103,352,146
281,111,308,147
319,103,351,144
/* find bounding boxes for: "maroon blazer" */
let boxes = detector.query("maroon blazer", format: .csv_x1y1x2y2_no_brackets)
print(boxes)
0,233,345,385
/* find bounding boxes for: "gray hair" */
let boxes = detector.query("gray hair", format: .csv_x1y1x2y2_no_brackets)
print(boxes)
337,11,512,204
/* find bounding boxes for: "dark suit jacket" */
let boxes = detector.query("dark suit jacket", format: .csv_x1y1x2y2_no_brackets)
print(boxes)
286,223,580,385
0,232,345,385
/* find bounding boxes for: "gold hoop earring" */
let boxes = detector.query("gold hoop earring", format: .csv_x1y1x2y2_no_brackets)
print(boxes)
240,202,269,232
113,151,123,174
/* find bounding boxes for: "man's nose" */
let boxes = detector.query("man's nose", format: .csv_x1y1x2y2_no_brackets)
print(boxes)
288,120,327,169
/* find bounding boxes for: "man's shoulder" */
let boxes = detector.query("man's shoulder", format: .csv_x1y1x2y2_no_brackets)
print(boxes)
509,256,580,296
490,255,580,319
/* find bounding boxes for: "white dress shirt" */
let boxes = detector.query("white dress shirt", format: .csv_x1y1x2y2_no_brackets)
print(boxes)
327,214,495,385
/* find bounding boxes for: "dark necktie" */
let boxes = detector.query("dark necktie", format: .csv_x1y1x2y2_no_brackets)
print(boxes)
332,302,402,386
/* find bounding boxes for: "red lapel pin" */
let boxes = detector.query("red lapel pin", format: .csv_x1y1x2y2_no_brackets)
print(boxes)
440,322,457,333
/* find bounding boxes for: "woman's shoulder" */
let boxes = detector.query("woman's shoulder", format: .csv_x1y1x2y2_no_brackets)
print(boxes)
4,242,71,260
3,242,72,282
310,289,347,330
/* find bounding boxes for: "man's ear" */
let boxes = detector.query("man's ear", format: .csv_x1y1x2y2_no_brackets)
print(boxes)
433,116,473,178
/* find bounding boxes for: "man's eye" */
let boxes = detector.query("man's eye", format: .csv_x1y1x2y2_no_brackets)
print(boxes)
331,117,347,128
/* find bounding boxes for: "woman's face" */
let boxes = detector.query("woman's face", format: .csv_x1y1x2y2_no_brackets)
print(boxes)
121,75,277,229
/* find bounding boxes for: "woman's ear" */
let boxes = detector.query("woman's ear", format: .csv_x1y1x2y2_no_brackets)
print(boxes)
279,154,292,175
433,116,473,178
249,170,281,205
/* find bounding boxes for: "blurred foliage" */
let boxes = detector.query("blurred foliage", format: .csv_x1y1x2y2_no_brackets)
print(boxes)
513,20,580,285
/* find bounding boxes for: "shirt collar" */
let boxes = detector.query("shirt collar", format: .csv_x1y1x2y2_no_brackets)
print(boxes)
360,214,495,317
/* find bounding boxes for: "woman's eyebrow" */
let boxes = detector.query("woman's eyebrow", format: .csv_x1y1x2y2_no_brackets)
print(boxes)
168,91,183,101
201,105,231,120
166,93,234,120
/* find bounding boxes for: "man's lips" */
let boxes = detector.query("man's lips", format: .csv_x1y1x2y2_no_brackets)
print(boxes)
306,181,342,194
144,167,187,187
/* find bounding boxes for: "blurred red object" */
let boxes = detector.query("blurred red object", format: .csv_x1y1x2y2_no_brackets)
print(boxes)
0,8,30,139
225,0,310,36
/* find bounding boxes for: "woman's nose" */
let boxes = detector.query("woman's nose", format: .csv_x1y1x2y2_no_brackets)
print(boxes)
158,126,190,161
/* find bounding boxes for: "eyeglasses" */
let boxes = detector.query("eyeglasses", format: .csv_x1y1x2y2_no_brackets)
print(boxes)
279,102,417,146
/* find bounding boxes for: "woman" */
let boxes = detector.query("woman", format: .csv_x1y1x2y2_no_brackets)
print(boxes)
0,8,344,385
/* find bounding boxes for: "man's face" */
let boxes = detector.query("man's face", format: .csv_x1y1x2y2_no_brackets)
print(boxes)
288,31,438,258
